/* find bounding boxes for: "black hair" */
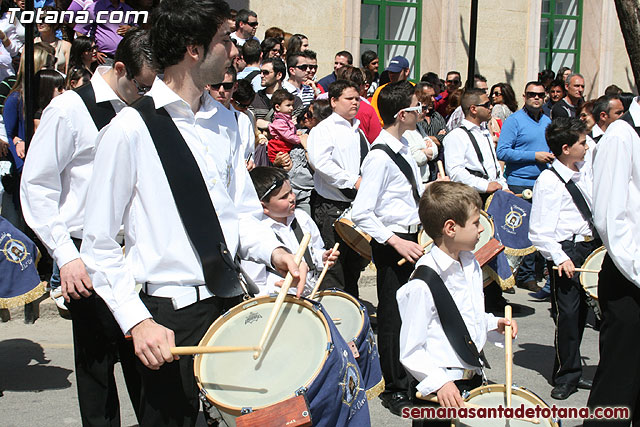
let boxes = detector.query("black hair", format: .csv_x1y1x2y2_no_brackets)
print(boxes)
538,69,555,85
545,117,587,157
335,50,353,65
0,0,14,15
261,37,283,59
461,88,486,115
336,65,364,87
286,34,307,57
150,0,230,71
604,84,623,96
65,66,92,90
592,95,618,121
115,28,153,79
270,88,295,107
68,36,93,71
225,65,237,82
300,50,317,61
620,92,635,112
242,39,261,64
361,50,377,68
250,166,289,202
34,69,64,114
524,80,545,92
39,6,61,32
261,57,286,81
235,9,256,27
377,80,414,125
232,79,255,105
286,52,303,71
328,79,359,101
312,99,332,122
556,66,571,81
489,82,518,113
549,79,566,92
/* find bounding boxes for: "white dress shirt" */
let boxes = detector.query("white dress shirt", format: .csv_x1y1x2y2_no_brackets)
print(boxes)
351,130,424,244
243,209,326,296
397,246,500,395
592,98,640,287
529,159,593,266
80,79,281,333
405,129,438,183
231,105,255,162
20,67,126,269
308,112,366,202
444,119,508,192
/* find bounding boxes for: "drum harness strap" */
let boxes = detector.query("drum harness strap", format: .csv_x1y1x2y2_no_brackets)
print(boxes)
619,110,640,138
132,96,259,299
460,126,500,183
74,82,116,131
411,265,489,382
338,130,369,201
370,144,420,203
270,219,317,277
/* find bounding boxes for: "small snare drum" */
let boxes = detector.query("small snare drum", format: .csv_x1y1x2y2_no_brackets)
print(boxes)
580,246,606,300
334,207,372,260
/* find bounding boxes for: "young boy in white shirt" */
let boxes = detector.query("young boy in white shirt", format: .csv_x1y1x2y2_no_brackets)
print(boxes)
528,117,600,400
247,166,338,296
397,181,516,425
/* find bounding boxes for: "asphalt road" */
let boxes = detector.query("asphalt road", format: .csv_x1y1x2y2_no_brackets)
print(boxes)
0,267,599,426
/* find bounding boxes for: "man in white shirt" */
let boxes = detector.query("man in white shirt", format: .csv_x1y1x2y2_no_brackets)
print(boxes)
444,88,508,201
585,97,640,425
351,81,426,416
308,79,369,299
80,2,305,425
590,94,624,143
20,29,155,426
229,9,259,46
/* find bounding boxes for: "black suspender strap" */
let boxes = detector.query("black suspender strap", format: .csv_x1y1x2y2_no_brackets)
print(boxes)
549,166,598,239
411,265,483,368
74,83,116,131
588,131,603,143
339,129,370,201
371,144,420,203
132,96,244,298
291,218,316,272
619,110,640,138
460,126,488,179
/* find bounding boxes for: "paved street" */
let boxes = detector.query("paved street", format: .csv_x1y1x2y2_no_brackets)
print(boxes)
0,268,598,426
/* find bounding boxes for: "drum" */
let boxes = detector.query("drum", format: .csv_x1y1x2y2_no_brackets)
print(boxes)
315,290,384,400
580,246,606,300
418,211,495,255
194,295,370,427
334,207,372,260
453,384,560,426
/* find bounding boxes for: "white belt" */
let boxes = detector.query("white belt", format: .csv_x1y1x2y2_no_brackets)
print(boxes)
142,283,214,310
574,235,594,243
388,223,421,234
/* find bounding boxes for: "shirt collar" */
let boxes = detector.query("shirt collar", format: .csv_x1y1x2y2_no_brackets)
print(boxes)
147,78,220,119
591,124,604,137
431,245,475,274
263,213,296,228
461,119,485,132
551,158,582,182
329,112,360,131
376,129,407,154
91,66,123,105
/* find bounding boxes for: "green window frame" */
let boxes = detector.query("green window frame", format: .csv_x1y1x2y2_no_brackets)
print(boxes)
360,0,422,81
540,0,583,73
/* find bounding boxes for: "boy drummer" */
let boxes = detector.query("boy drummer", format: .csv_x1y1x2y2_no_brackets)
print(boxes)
397,181,516,425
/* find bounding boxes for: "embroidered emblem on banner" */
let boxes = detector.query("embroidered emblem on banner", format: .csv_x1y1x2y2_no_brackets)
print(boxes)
367,328,375,354
1,235,32,270
502,205,526,234
341,362,361,406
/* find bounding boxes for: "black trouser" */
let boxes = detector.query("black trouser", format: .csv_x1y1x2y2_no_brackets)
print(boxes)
136,292,242,427
371,232,417,396
584,254,640,426
311,193,367,299
409,375,483,426
549,239,600,387
66,238,141,427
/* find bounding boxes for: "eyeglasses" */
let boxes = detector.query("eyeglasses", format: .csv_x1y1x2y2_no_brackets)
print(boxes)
245,21,259,27
131,77,152,95
209,82,234,91
474,101,492,109
446,79,460,84
260,69,272,75
525,91,546,99
259,177,285,201
394,102,423,118
491,91,502,97
295,64,318,72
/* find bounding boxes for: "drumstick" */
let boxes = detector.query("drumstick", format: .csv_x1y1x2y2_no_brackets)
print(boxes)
552,266,600,273
415,392,540,424
515,189,533,200
437,160,446,178
397,237,433,266
171,346,259,356
253,233,311,360
310,243,340,299
505,305,513,408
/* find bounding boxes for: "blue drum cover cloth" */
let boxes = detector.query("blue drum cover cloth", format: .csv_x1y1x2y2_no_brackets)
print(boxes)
354,300,384,400
485,190,536,257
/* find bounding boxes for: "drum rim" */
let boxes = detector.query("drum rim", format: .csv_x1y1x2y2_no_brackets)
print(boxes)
193,295,332,415
334,216,372,260
579,245,606,299
315,289,365,342
452,383,559,426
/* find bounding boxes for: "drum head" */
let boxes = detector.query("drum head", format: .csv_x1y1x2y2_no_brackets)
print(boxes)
334,208,372,260
316,290,365,343
194,296,331,415
580,246,605,300
453,384,558,427
419,211,493,255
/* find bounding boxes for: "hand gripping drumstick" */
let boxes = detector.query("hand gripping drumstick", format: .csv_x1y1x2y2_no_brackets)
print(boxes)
552,266,600,274
171,346,259,356
253,233,311,360
505,305,513,408
310,242,340,299
397,237,433,266
515,189,533,200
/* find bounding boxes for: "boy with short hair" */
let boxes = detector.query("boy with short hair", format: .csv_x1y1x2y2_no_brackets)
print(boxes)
267,88,304,162
247,166,338,295
529,117,600,400
397,181,516,424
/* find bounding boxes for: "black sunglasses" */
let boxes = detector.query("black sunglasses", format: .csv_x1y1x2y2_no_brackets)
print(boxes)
245,21,259,27
210,82,234,91
132,77,152,95
525,91,546,99
295,64,318,72
474,101,492,109
446,79,460,84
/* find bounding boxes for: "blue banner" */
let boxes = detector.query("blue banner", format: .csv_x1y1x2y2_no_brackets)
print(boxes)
0,217,45,308
485,190,536,257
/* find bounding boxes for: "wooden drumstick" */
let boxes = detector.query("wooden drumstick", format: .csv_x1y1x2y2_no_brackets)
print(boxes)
397,237,433,266
515,189,533,200
552,266,600,273
310,242,340,299
171,346,259,356
415,392,540,424
437,160,446,178
253,233,311,360
505,305,513,408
